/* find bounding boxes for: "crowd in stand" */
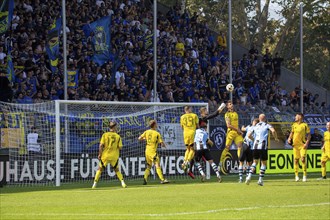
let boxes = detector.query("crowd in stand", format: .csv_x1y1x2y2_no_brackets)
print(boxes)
0,0,328,114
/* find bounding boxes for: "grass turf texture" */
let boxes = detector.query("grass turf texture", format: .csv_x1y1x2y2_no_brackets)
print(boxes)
0,174,329,220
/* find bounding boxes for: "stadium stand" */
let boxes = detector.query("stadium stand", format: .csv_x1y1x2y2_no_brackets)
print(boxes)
0,0,328,117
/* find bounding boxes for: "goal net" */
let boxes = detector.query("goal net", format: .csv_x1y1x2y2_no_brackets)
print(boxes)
0,101,208,186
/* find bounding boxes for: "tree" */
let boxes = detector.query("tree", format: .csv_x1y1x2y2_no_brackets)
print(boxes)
159,0,329,90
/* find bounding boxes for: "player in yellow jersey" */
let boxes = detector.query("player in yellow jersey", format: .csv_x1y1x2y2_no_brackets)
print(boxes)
319,122,330,180
180,106,199,173
218,101,244,173
287,113,311,182
92,121,127,189
138,120,169,185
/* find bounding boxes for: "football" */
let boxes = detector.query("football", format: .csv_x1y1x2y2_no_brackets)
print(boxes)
226,83,234,92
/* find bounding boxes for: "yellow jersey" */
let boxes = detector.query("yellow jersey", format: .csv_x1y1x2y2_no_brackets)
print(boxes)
100,131,123,161
225,111,239,132
140,129,163,154
323,131,330,153
291,122,310,147
180,113,199,133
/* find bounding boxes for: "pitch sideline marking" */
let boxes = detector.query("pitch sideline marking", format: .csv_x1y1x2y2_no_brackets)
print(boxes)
3,202,329,217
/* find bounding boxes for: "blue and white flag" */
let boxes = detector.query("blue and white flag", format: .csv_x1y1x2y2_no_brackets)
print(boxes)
0,0,14,35
83,16,111,66
46,18,62,74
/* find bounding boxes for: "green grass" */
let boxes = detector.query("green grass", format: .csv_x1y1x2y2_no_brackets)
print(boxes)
1,174,329,220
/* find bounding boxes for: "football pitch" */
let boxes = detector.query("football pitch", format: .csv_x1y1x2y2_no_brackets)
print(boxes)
0,174,329,220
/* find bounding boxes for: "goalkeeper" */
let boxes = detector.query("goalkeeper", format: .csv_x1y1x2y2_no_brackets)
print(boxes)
138,120,169,185
186,103,226,179
92,121,127,189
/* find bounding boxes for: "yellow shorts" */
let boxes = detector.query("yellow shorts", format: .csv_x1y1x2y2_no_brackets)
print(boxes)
226,130,243,147
321,152,330,162
293,146,307,159
145,152,160,166
183,132,195,146
100,158,119,169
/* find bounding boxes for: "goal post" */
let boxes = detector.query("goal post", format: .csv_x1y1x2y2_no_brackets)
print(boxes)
54,100,209,187
1,100,209,186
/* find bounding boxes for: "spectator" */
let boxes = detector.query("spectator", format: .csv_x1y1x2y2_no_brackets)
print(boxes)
272,52,284,81
309,128,323,149
217,31,226,49
262,48,272,78
0,70,13,102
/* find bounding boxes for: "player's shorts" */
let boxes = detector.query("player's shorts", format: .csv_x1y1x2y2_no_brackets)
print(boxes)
253,149,268,161
145,152,160,166
226,130,243,146
99,158,119,169
183,132,195,147
195,149,213,162
239,142,253,162
293,145,307,159
321,151,330,162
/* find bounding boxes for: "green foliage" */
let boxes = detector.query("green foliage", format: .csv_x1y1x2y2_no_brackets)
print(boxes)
1,175,329,219
159,0,330,90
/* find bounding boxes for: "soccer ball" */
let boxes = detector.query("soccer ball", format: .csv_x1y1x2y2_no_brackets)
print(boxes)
226,83,234,92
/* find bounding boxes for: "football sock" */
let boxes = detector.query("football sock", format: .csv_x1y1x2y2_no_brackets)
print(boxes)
220,148,229,164
187,148,195,161
184,148,189,161
94,169,102,183
116,170,124,181
211,162,220,176
248,163,256,179
321,163,326,177
238,165,243,180
156,167,164,181
302,162,307,177
294,162,299,177
259,164,266,181
144,166,151,180
246,166,250,177
196,162,204,176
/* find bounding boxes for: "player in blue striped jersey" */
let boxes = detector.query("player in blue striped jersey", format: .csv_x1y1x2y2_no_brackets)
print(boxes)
193,122,222,182
239,118,259,183
245,114,279,186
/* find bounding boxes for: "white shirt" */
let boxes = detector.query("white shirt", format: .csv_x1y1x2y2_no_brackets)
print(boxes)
27,132,41,152
250,122,274,150
194,128,209,150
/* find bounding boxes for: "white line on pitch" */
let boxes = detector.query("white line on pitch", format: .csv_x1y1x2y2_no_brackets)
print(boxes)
3,202,329,217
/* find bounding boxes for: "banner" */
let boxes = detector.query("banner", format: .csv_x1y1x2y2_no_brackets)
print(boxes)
208,149,330,175
46,18,62,74
0,0,14,35
67,70,79,88
304,114,330,125
6,45,14,82
0,128,22,148
0,152,186,184
82,16,111,66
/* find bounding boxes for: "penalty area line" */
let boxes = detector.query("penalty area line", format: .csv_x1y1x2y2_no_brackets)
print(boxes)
3,202,330,217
